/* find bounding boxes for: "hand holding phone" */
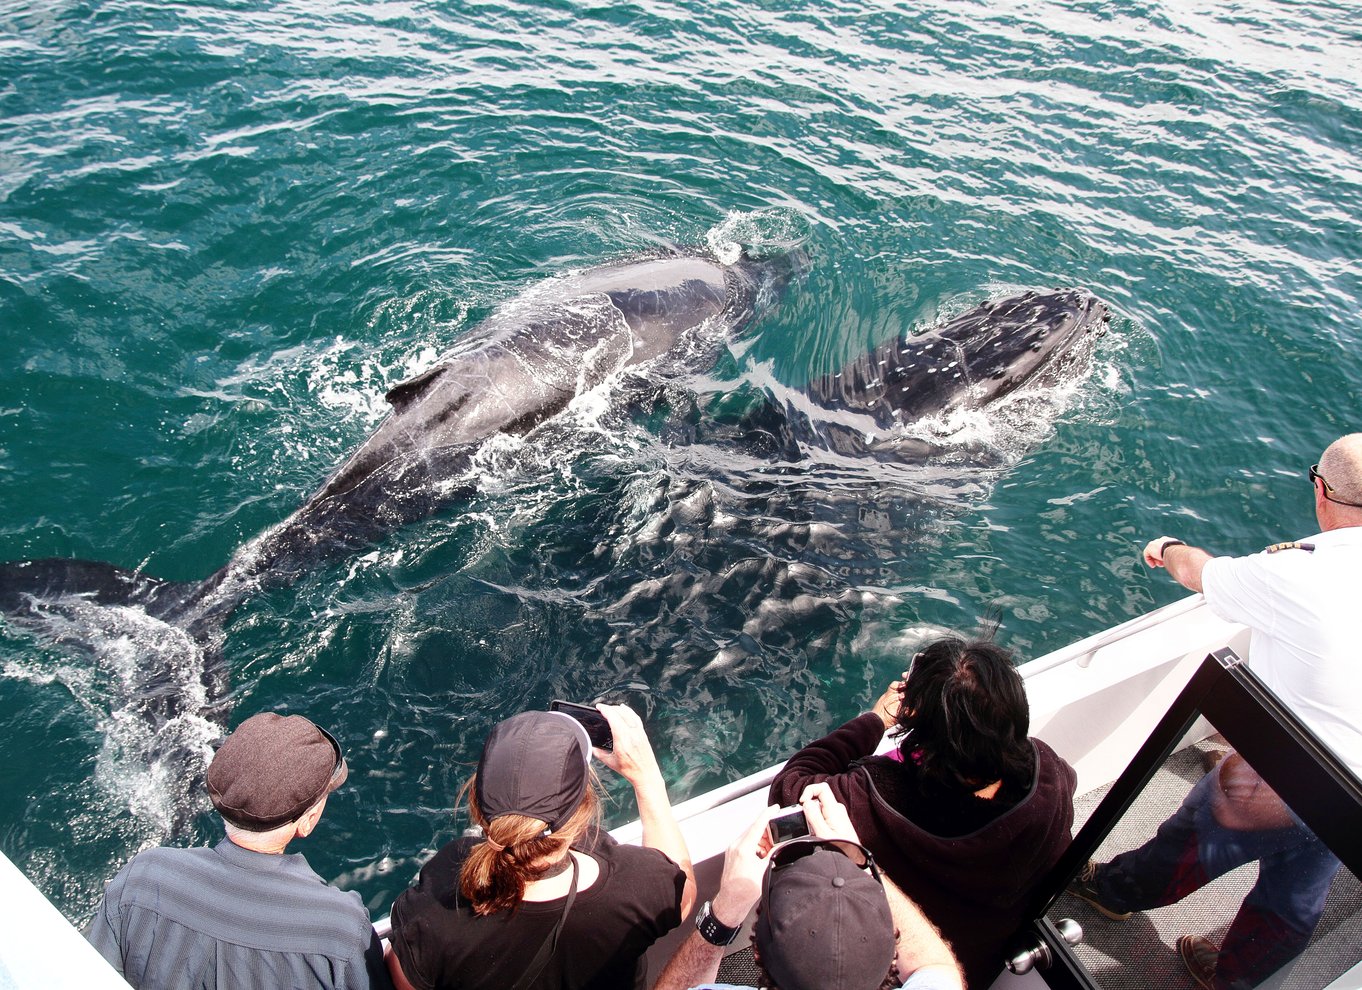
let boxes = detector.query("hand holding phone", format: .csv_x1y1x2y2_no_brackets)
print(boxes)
799,782,867,865
549,700,614,751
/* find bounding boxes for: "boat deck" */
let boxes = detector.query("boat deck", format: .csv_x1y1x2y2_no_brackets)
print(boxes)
714,741,1361,989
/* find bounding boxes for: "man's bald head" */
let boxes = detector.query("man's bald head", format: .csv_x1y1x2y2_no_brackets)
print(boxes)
1316,433,1362,527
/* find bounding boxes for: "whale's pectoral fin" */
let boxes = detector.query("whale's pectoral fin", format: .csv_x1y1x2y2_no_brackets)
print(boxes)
0,558,195,622
384,366,446,412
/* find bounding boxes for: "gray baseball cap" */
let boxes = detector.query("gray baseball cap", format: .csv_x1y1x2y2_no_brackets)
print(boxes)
755,840,896,990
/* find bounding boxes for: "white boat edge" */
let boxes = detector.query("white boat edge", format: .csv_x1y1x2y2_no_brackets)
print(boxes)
2,593,1359,990
0,845,135,989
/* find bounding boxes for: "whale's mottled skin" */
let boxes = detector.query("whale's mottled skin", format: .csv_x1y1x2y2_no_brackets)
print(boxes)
810,288,1107,421
787,287,1109,458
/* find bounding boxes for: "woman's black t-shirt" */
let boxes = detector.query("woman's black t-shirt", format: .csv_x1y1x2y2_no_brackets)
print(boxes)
389,834,686,990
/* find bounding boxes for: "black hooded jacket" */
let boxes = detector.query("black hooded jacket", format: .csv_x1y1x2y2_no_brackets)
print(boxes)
770,713,1076,989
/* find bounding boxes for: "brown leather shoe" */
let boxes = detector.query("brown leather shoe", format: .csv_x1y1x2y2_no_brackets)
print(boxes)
1177,934,1219,990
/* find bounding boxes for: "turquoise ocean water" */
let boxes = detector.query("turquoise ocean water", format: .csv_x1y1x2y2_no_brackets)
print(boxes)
2,0,1359,922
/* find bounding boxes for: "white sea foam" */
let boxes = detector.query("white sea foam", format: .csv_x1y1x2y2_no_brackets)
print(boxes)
2,597,219,841
706,208,810,262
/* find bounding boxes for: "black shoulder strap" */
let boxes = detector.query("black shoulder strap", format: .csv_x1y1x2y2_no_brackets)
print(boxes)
508,854,580,990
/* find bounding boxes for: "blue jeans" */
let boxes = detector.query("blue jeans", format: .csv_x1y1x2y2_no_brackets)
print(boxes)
1091,765,1341,989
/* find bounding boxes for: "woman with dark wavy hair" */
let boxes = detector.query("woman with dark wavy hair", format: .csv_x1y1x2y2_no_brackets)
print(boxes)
769,634,1076,990
388,707,695,990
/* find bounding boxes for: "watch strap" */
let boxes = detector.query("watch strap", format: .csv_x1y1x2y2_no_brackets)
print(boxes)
695,900,741,946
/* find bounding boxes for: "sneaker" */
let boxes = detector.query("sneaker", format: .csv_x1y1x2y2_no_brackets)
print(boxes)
1066,861,1133,921
1177,934,1219,990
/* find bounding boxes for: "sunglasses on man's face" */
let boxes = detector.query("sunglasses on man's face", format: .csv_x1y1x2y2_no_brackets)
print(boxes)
1309,464,1362,509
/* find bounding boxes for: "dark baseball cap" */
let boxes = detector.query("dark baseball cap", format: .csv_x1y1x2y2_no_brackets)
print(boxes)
475,711,592,831
207,712,348,831
755,839,896,990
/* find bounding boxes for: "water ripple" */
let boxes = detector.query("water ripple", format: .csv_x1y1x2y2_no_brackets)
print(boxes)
1,0,1359,918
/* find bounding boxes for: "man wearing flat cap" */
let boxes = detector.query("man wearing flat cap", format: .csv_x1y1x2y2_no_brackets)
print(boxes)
655,784,962,990
86,712,393,990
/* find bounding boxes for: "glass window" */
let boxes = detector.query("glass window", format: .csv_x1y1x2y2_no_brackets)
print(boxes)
1054,742,1360,990
1025,651,1362,990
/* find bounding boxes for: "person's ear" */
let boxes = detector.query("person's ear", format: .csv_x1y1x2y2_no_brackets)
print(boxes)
295,795,329,838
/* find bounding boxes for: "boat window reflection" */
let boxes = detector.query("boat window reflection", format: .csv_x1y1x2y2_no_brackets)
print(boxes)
1053,740,1361,990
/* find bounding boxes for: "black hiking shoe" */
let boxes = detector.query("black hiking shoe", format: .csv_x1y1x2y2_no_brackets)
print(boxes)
1066,861,1133,921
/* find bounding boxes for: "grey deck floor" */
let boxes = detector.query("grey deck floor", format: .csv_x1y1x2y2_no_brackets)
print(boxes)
715,944,763,987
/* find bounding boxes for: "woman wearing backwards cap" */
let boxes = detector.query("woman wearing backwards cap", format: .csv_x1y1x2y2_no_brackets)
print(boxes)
387,706,696,990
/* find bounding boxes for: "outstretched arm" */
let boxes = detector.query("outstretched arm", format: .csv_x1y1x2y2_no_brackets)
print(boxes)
1143,536,1213,594
653,809,774,990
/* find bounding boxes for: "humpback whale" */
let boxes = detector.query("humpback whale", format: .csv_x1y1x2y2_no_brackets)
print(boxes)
0,249,1109,838
0,250,801,637
797,287,1109,459
0,254,1108,650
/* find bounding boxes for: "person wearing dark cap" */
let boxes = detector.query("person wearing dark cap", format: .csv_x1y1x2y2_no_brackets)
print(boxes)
654,783,962,990
386,705,696,990
85,711,392,990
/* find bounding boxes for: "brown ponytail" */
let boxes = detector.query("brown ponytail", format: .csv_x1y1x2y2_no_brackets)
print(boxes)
457,773,601,916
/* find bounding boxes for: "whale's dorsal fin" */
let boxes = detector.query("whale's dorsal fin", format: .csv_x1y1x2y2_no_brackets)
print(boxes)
385,366,445,412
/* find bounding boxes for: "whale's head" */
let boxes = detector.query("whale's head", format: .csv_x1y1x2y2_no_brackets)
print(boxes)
805,288,1110,432
817,288,1105,424
927,288,1110,410
724,247,811,323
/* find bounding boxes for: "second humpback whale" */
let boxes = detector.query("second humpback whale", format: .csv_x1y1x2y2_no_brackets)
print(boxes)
797,287,1109,459
0,252,1108,644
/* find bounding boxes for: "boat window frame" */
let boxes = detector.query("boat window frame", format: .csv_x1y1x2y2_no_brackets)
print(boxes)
1012,647,1362,989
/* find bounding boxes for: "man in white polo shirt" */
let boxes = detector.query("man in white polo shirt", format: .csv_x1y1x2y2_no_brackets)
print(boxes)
1070,432,1362,990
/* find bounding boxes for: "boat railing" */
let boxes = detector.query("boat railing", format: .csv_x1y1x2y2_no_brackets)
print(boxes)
1021,593,1212,674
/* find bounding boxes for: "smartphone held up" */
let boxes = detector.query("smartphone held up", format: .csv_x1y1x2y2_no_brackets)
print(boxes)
549,700,614,752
